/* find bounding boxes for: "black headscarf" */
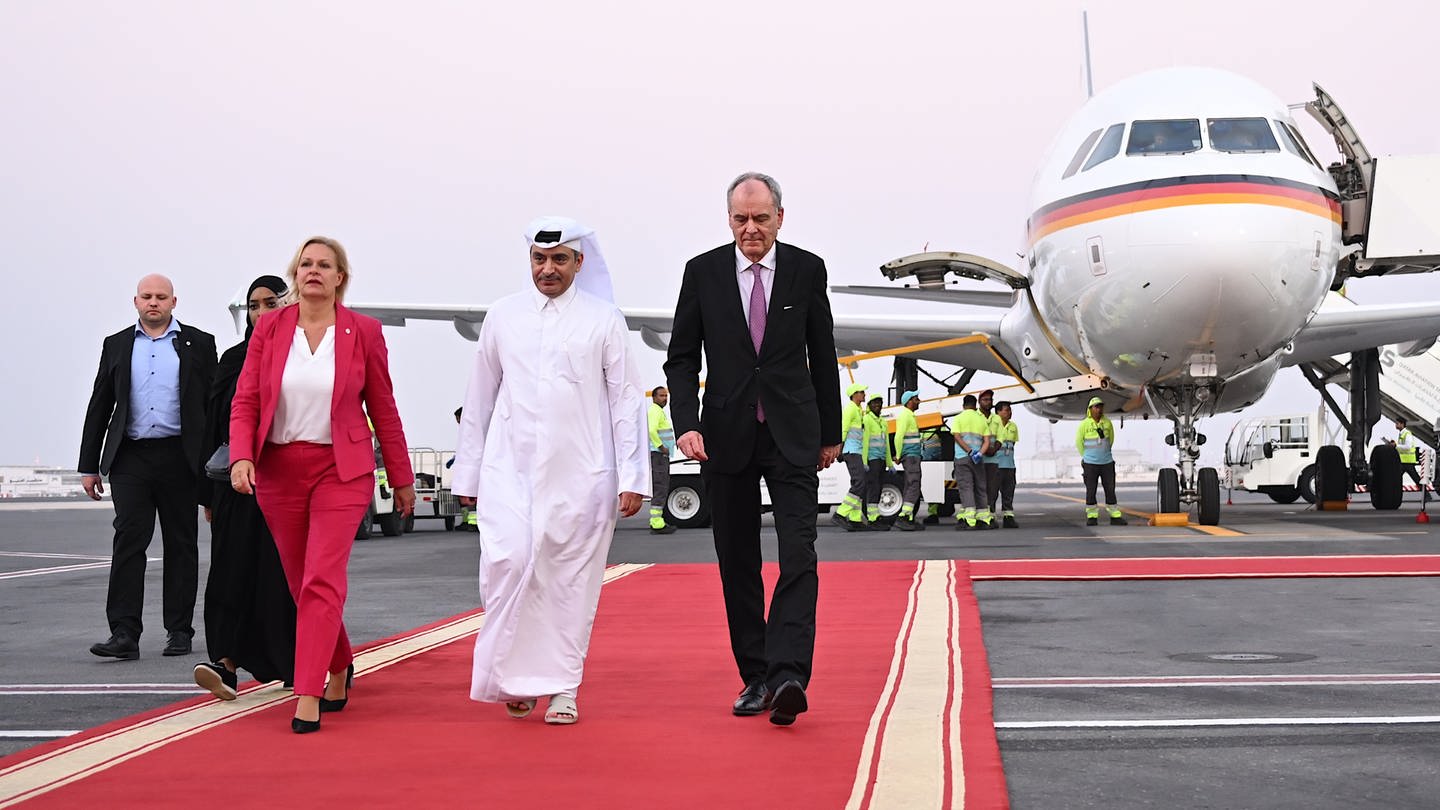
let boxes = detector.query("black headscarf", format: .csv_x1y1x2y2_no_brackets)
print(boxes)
243,274,289,340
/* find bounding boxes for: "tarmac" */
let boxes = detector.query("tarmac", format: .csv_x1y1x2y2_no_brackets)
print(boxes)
2,485,1438,808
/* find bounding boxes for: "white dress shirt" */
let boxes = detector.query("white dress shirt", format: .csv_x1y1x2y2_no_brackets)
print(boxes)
734,244,776,323
269,325,336,445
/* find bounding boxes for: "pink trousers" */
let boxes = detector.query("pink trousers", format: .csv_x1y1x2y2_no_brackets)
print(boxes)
256,442,372,697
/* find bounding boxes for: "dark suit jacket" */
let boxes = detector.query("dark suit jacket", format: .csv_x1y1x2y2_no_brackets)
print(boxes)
78,321,218,477
664,241,842,473
229,303,414,488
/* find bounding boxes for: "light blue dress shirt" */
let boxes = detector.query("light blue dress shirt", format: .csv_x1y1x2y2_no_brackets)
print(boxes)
127,318,183,440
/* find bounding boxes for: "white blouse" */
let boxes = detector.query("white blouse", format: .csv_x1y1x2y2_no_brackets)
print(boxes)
268,325,335,445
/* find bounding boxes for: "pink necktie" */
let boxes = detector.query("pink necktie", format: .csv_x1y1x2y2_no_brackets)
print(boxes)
748,264,767,422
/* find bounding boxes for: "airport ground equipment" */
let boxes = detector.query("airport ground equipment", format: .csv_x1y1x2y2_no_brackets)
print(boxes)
355,463,402,540
406,447,459,532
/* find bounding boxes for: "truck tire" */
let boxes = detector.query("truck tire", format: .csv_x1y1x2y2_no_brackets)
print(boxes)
378,510,403,537
664,476,711,528
1265,486,1300,504
1315,445,1348,503
1297,465,1317,504
1368,444,1403,510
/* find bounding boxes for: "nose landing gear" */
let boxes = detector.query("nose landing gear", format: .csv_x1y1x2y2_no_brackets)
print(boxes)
1152,385,1223,525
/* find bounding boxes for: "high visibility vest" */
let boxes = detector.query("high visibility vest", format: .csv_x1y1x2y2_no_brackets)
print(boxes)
862,411,893,465
949,408,989,457
648,403,676,455
994,419,1019,469
841,401,865,455
1075,416,1115,465
1397,429,1418,464
982,412,1002,465
894,407,922,459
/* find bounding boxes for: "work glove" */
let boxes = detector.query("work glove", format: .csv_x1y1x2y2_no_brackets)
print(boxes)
969,450,983,464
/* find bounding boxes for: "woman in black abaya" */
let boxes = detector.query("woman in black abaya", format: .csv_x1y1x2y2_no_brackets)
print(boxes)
194,275,296,698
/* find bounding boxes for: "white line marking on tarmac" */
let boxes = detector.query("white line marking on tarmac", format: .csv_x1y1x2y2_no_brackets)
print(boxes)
0,563,111,580
0,733,79,740
997,716,1440,729
994,673,1440,688
0,685,202,696
0,553,110,561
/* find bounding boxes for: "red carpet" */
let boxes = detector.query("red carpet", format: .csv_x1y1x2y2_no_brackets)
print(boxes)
970,554,1440,580
0,562,1009,809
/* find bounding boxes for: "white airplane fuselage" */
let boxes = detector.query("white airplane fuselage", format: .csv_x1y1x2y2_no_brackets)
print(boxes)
998,68,1342,421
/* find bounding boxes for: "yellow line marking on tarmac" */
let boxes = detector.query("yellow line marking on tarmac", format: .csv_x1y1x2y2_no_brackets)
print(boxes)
1037,490,1246,536
0,564,652,807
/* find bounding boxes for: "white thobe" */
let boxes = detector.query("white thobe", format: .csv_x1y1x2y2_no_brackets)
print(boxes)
452,284,650,702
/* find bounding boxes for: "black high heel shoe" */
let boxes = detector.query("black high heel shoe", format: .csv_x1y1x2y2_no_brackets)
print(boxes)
319,663,354,713
291,715,320,734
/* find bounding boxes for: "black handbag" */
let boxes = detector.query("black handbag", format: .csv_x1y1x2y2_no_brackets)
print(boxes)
204,444,232,482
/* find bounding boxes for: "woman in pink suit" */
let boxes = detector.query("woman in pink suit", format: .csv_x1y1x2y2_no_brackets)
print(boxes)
229,236,415,734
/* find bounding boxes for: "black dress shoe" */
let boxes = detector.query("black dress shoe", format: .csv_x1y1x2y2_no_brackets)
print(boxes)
769,679,808,726
732,681,771,716
89,633,139,660
291,716,321,734
162,632,192,656
194,661,238,700
319,663,354,713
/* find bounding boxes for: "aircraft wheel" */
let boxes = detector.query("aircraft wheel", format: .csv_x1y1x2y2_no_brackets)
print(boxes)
1265,486,1300,504
1197,467,1221,525
1315,446,1349,503
665,476,711,528
1297,465,1317,504
1157,468,1180,513
1368,444,1403,510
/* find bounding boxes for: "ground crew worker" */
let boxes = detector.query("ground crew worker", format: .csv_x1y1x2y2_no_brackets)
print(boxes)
647,386,678,534
854,394,894,532
894,390,925,531
978,389,1001,529
1390,417,1423,488
1077,396,1127,526
949,394,992,530
833,383,869,528
450,407,479,532
990,401,1020,528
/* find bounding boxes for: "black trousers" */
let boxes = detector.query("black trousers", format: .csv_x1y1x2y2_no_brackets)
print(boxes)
1082,461,1118,506
106,437,199,640
1402,463,1422,487
702,422,819,691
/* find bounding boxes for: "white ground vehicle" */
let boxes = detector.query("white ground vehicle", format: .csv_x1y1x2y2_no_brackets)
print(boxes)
355,464,403,539
660,426,960,528
1224,412,1329,505
356,446,461,538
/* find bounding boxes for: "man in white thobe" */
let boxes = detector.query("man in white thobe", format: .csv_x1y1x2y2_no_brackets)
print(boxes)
452,217,649,725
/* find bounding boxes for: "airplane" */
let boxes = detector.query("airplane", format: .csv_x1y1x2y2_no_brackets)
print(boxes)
281,66,1440,526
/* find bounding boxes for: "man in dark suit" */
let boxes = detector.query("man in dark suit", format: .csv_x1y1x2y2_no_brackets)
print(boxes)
664,173,841,726
79,274,217,659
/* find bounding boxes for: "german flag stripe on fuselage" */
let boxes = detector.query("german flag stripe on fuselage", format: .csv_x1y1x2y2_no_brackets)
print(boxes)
1028,174,1341,244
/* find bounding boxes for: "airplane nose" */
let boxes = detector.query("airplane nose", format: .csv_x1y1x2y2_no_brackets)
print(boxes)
1074,205,1334,384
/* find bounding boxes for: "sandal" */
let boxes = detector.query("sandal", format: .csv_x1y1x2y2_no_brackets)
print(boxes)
505,699,536,719
544,695,578,725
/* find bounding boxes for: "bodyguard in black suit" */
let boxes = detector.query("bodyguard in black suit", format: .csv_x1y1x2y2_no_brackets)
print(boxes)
664,173,842,725
79,275,217,659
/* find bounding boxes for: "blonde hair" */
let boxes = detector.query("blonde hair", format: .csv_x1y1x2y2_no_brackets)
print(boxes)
281,236,351,305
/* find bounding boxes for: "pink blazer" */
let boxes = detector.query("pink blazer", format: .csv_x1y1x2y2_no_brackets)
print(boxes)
230,302,414,488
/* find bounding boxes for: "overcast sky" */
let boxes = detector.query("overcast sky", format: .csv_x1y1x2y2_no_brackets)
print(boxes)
3,0,1438,472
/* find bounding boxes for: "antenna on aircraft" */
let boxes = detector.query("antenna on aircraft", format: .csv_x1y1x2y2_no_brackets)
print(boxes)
1081,11,1094,99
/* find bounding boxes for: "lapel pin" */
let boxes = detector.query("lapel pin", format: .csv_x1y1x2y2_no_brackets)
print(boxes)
345,328,352,335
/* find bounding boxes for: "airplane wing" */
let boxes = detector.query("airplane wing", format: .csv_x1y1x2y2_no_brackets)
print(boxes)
1284,298,1440,365
346,302,1012,372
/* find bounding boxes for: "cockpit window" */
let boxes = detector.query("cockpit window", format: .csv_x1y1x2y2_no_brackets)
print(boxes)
1127,119,1202,155
1282,121,1324,169
1274,120,1305,157
1062,128,1103,179
1208,118,1279,152
1082,123,1126,171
